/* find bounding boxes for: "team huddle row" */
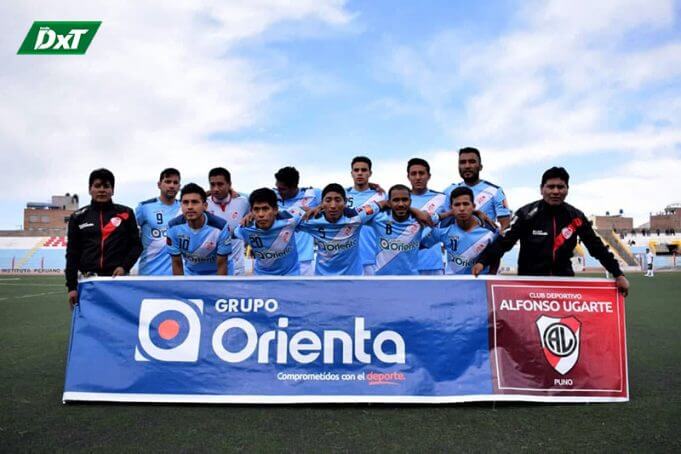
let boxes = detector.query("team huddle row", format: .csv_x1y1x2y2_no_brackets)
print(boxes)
65,147,630,307
136,152,508,278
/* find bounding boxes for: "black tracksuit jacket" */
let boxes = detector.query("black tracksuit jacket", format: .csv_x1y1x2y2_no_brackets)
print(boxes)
65,200,142,291
476,200,623,277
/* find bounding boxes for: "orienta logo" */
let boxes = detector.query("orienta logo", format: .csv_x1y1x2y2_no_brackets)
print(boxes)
18,21,101,55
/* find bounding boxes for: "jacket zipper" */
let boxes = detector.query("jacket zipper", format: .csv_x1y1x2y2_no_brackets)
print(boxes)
551,215,556,276
99,210,105,270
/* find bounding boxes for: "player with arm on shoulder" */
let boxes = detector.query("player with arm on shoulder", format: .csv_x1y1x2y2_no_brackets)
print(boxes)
407,158,448,275
235,188,301,276
298,183,381,275
274,167,320,276
345,156,387,275
206,167,250,275
166,183,231,276
135,168,181,275
422,186,498,275
365,184,435,275
443,147,511,232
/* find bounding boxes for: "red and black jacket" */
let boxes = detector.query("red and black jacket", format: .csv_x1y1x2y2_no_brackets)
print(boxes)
65,200,142,291
477,200,623,277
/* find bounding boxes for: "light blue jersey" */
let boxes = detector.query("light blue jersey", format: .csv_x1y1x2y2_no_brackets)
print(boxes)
234,211,301,276
421,217,497,275
346,187,386,266
367,210,430,275
298,203,379,275
443,180,510,222
166,212,232,275
277,187,321,263
410,190,448,272
135,197,181,275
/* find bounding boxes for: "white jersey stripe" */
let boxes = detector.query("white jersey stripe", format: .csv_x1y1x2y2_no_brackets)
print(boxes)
375,223,420,272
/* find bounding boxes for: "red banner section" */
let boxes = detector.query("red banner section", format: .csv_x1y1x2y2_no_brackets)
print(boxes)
487,280,628,400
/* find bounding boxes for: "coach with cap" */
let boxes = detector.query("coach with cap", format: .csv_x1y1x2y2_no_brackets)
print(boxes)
472,167,629,296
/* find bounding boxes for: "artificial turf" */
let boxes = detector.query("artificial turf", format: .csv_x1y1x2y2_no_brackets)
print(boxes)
1,274,679,451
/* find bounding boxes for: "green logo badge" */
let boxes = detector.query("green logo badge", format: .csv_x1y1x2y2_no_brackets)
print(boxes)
18,21,101,55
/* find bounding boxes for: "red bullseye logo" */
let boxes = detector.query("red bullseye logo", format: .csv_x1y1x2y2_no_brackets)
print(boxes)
135,299,204,362
158,319,181,340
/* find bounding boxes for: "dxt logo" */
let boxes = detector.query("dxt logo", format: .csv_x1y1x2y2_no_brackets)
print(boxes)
135,299,203,362
18,21,101,55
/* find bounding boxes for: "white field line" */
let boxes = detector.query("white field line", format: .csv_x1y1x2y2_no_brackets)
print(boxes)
0,291,63,301
0,278,21,281
0,283,64,286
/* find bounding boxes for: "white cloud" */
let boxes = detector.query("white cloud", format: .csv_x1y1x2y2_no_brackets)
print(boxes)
377,0,681,225
0,0,352,224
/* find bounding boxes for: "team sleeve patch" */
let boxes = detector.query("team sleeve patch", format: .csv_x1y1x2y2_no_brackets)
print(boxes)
361,205,374,215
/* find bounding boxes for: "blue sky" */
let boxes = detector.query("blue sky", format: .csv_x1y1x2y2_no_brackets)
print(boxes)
2,0,680,229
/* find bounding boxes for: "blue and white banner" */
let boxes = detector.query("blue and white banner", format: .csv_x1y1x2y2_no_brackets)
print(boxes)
63,276,628,404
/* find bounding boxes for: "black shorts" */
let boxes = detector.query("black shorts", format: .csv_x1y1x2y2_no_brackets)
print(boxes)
647,264,653,270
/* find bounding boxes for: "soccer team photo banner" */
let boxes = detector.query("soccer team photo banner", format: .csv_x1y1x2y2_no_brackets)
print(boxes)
63,276,628,404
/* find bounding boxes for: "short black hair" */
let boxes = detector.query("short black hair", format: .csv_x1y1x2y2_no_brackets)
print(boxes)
89,168,115,188
180,183,207,202
351,156,372,170
407,158,430,174
459,147,481,163
450,186,475,205
322,183,346,201
249,188,278,208
159,168,180,181
541,167,570,187
274,167,299,187
208,167,231,183
388,184,411,199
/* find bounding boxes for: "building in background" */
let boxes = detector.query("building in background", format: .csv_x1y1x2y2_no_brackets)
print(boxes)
23,193,79,235
650,203,681,232
592,213,634,231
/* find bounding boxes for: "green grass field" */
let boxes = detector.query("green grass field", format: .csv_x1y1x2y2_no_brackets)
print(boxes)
1,274,680,451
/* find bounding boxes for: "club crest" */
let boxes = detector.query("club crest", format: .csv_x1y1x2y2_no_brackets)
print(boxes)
536,315,581,375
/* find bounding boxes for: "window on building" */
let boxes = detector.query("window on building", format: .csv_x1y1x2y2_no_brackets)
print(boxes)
41,216,50,223
29,215,39,223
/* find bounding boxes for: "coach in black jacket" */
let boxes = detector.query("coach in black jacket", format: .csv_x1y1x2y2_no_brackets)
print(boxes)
473,167,629,296
65,168,142,309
